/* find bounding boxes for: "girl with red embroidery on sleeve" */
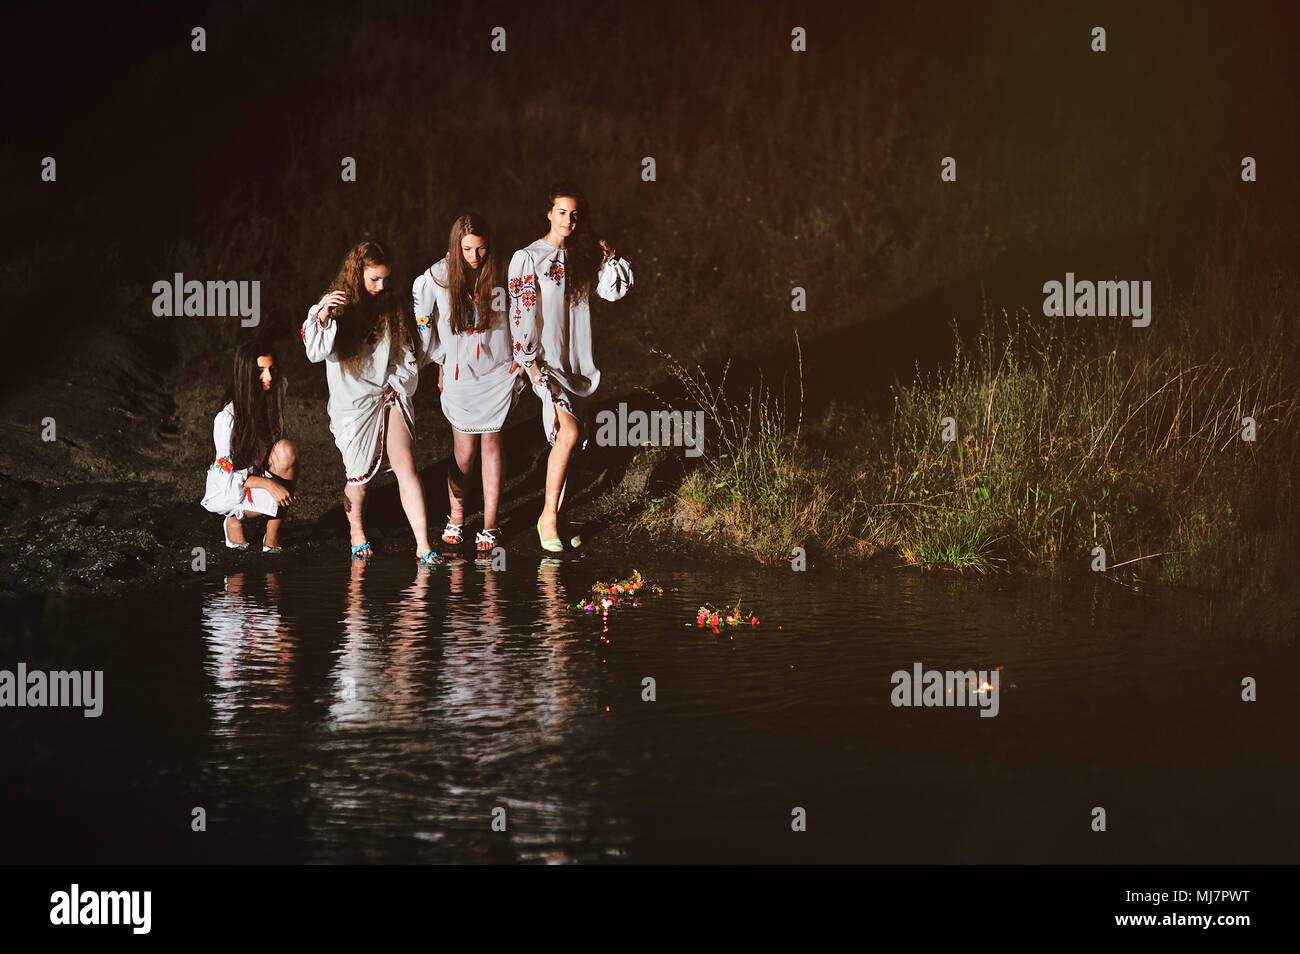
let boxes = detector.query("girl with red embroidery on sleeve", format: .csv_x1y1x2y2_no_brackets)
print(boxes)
302,240,438,564
413,213,523,554
201,341,298,552
508,182,633,551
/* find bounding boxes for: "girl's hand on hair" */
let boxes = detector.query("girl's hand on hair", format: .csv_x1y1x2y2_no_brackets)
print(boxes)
599,239,616,260
318,290,347,323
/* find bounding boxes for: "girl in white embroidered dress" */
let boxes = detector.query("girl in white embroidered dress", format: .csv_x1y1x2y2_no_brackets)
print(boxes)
413,213,523,553
508,182,633,550
201,341,297,552
302,240,438,563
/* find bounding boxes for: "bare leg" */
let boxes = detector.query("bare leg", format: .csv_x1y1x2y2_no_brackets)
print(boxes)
480,431,503,530
540,407,579,542
344,482,368,546
225,514,249,546
385,406,432,555
447,429,480,535
263,439,298,549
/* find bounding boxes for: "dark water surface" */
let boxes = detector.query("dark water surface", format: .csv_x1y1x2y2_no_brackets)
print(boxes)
3,553,1295,864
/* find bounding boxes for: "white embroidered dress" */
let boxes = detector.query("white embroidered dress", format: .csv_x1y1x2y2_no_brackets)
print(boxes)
507,238,633,444
412,258,523,434
301,300,436,483
201,389,284,518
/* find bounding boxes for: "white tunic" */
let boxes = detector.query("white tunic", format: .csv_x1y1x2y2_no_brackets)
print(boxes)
507,238,633,442
201,398,283,518
412,258,523,434
302,300,436,483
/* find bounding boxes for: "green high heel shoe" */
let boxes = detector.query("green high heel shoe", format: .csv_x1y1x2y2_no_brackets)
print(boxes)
537,518,563,553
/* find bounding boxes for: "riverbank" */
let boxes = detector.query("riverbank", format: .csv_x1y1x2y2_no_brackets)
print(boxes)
628,230,1300,628
3,231,1295,638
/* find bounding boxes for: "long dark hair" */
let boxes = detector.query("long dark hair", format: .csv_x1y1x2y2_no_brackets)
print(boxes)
437,213,505,335
322,240,417,377
221,339,284,473
545,181,603,305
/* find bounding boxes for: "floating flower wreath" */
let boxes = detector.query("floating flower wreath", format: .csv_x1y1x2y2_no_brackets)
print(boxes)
573,569,663,613
696,602,760,633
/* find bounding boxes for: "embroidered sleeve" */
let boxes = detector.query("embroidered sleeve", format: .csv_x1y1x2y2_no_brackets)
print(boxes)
208,408,251,510
508,249,540,366
595,253,634,303
303,301,338,363
412,268,443,368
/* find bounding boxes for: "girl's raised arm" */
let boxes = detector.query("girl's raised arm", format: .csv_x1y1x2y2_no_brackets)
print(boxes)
302,298,338,363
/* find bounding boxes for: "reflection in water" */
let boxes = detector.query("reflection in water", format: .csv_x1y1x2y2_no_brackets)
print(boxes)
328,559,434,728
534,557,581,738
176,558,1297,863
438,556,509,722
194,555,629,861
201,572,295,726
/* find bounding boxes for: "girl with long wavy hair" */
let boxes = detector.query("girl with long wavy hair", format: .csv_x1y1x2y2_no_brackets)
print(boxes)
508,182,633,551
201,340,298,552
413,213,524,553
302,240,438,564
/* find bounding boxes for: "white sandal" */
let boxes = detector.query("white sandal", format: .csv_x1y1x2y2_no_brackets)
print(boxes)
441,517,464,546
223,516,249,550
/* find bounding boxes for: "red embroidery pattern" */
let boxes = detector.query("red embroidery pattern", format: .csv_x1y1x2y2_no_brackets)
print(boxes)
547,381,575,447
300,322,308,341
512,273,536,328
212,456,233,474
546,258,565,284
346,393,398,483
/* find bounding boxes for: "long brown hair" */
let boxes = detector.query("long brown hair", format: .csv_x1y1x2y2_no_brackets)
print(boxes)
436,213,505,335
222,339,284,473
322,240,416,377
545,181,602,305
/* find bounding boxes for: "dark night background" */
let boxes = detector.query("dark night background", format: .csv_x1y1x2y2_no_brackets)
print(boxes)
0,0,1298,885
